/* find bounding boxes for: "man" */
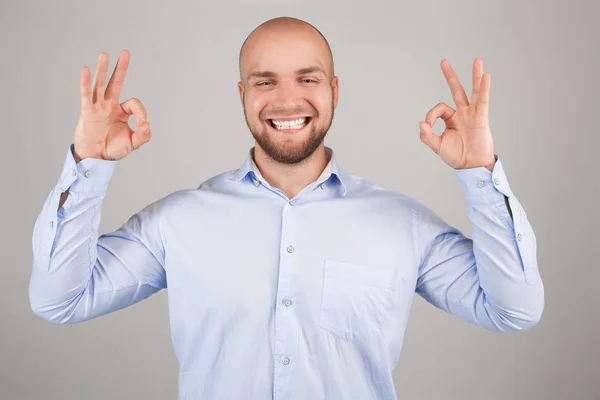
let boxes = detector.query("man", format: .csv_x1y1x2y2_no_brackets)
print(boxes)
30,16,544,400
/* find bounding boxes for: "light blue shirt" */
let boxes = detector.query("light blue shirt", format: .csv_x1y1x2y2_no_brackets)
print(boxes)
30,144,544,400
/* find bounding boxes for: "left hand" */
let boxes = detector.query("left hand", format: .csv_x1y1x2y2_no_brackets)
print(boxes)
419,59,496,171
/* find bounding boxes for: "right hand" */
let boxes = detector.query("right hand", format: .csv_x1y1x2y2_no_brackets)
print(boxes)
73,50,151,162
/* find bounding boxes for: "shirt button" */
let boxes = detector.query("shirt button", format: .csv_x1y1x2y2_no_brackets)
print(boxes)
289,200,294,206
71,168,76,176
320,183,326,189
49,221,54,228
84,171,92,178
493,177,500,185
283,298,292,306
287,245,295,253
282,357,290,365
517,233,523,241
477,181,485,188
254,179,260,187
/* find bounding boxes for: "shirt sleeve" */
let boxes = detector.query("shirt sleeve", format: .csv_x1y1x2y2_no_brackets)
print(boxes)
413,154,545,333
29,144,167,324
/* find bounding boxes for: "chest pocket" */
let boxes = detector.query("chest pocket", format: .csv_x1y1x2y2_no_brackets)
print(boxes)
319,259,396,341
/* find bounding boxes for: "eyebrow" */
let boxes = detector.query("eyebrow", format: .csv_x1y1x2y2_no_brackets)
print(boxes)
296,66,327,75
247,66,327,80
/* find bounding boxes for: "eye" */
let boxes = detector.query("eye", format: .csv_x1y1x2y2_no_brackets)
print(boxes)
257,81,272,86
301,78,317,84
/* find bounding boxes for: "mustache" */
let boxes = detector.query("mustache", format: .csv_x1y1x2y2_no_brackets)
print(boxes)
262,107,316,119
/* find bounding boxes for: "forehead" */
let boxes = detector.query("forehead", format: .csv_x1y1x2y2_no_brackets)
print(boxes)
241,29,331,78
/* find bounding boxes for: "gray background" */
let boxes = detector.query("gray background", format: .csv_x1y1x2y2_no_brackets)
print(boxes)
1,0,598,399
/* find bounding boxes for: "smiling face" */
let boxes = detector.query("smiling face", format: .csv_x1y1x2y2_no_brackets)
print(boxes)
238,20,339,164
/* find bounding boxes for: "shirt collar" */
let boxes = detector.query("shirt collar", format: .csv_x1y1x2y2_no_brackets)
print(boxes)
226,146,348,196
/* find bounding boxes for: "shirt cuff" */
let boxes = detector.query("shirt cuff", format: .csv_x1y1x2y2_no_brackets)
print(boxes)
58,143,118,194
455,154,514,205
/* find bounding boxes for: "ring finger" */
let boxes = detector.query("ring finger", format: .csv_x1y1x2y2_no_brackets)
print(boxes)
91,52,109,103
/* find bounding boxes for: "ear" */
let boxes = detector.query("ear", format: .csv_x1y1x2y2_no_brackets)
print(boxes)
237,81,244,106
331,76,339,109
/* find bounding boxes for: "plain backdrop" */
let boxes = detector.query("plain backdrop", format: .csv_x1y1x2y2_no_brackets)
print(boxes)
1,0,598,399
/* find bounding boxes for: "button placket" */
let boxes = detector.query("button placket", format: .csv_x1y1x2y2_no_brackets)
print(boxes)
273,202,298,394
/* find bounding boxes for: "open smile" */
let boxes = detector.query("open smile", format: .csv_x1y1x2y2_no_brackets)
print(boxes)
266,117,312,133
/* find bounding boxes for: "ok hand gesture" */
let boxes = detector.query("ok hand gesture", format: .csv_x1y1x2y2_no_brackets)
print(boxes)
419,59,496,171
73,50,151,162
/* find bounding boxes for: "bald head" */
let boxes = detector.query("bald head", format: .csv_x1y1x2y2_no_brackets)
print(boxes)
236,17,339,165
238,17,334,81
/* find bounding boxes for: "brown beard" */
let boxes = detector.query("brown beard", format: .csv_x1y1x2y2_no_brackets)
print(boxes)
242,98,335,165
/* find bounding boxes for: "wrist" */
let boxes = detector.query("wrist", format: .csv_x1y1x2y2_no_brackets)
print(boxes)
71,144,84,164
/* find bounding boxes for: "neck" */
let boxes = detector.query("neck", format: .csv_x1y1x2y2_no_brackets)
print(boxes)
252,143,330,199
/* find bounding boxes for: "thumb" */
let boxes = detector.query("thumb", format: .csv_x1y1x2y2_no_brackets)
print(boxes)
418,121,441,155
132,121,151,150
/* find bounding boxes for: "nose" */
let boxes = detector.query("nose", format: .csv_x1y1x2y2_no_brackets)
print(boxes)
270,80,304,112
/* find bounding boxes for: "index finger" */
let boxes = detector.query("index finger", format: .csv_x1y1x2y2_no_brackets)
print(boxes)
440,59,469,108
105,49,130,101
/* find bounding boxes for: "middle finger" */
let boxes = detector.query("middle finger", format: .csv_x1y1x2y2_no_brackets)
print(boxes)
105,49,130,101
440,59,469,108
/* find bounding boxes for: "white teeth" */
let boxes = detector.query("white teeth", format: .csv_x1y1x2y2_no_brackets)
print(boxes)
271,118,308,130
